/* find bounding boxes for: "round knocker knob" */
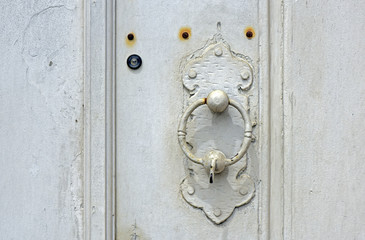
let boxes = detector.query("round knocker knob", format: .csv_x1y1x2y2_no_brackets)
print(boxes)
206,90,229,113
177,90,252,183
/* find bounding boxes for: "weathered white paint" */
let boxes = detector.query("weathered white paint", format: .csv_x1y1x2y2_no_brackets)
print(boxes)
0,0,114,239
0,0,84,239
282,0,365,239
269,1,285,239
1,0,365,239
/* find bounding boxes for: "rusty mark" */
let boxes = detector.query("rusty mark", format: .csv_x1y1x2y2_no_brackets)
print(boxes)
125,32,136,47
244,27,255,39
179,27,191,40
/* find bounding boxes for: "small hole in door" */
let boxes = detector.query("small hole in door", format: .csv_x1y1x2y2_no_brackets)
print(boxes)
127,33,134,41
244,27,255,39
179,27,191,40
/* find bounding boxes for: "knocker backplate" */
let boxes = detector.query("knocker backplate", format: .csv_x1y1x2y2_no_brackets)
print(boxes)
179,32,258,224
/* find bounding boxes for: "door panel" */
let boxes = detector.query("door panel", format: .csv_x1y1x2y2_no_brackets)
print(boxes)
116,1,268,239
283,1,365,239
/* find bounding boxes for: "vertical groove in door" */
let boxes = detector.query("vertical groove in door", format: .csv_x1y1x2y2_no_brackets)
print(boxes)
268,1,285,239
105,0,117,239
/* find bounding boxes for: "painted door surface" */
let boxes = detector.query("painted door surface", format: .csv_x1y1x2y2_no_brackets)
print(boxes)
281,1,365,239
115,1,365,240
2,0,365,239
116,1,269,239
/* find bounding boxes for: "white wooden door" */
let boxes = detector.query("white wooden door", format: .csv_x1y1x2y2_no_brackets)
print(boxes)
1,1,365,239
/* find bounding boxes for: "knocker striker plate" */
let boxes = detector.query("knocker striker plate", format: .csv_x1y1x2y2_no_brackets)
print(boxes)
178,33,257,224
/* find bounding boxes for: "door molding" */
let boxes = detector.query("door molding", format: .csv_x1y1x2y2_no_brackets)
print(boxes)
84,0,116,239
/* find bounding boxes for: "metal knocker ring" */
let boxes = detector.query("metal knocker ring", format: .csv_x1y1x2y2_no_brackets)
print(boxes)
177,90,252,183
